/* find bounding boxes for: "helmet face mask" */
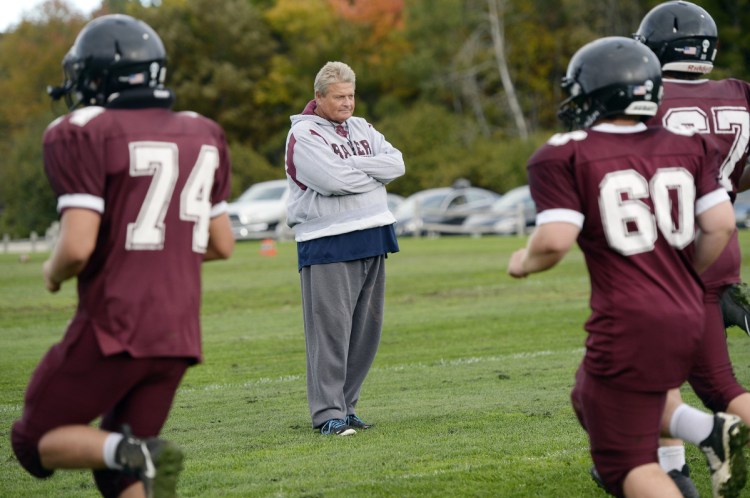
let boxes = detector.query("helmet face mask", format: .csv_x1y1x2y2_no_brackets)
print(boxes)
50,14,167,109
557,37,663,130
633,0,718,74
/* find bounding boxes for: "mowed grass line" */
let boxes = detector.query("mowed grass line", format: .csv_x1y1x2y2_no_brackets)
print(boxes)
1,233,750,497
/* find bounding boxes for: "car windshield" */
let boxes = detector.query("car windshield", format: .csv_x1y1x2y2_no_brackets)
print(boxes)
492,187,529,211
396,191,448,217
236,184,286,202
421,192,449,209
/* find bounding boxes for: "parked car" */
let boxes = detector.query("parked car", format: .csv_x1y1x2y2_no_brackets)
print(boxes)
227,179,290,240
394,184,501,236
387,193,405,214
734,189,750,228
462,185,536,235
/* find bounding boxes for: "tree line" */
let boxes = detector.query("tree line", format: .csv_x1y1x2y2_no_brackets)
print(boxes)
0,0,747,237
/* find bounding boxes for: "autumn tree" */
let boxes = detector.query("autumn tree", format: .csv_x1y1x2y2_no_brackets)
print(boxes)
128,0,278,145
2,0,749,236
0,1,86,236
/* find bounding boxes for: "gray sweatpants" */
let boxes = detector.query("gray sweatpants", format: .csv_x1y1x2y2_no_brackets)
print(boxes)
300,255,386,428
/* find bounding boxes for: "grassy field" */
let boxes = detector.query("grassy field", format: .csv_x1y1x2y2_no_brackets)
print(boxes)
2,233,750,497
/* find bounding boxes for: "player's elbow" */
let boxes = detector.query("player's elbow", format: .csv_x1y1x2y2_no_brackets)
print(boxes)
542,239,573,256
205,213,235,260
213,237,235,260
717,221,737,240
59,237,96,272
698,201,736,239
535,224,579,255
714,223,737,252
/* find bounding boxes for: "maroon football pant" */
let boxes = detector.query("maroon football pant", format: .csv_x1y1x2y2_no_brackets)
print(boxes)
571,366,667,498
11,317,189,497
688,286,747,412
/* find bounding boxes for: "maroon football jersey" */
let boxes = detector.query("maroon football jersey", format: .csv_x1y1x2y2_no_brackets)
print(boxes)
649,78,750,290
528,123,728,391
43,106,231,361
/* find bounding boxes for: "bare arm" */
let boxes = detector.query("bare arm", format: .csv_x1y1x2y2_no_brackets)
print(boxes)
507,222,580,278
692,200,736,274
203,212,235,261
43,208,100,292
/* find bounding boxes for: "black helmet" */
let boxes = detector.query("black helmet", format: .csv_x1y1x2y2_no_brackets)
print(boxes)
49,14,167,109
634,1,717,74
558,36,663,130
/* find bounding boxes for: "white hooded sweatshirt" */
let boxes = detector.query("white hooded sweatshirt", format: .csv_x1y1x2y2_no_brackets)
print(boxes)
284,101,405,242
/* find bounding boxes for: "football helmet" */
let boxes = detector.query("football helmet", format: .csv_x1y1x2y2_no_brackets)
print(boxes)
48,14,167,109
558,36,663,130
633,1,717,74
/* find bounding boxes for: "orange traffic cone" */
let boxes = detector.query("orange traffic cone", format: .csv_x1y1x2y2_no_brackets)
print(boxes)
259,238,277,256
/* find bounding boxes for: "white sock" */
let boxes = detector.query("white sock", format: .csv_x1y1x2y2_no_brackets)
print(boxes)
658,445,686,472
669,403,714,445
103,432,124,470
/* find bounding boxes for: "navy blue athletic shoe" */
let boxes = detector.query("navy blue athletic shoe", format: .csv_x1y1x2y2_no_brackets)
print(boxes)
319,419,356,436
666,465,699,498
346,414,373,430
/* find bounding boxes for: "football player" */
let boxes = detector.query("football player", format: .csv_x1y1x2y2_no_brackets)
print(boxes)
634,2,750,497
10,14,234,498
508,36,746,497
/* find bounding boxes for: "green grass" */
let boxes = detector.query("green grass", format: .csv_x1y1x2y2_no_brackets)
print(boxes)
2,233,750,497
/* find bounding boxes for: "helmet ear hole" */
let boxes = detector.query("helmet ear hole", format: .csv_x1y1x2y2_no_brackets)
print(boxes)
50,14,167,109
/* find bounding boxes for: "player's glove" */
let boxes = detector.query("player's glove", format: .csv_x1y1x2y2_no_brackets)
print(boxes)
720,282,750,336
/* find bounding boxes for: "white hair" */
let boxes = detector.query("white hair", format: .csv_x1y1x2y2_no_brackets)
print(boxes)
314,61,356,96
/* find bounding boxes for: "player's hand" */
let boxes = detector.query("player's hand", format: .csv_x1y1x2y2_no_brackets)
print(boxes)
507,249,529,279
43,259,61,293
